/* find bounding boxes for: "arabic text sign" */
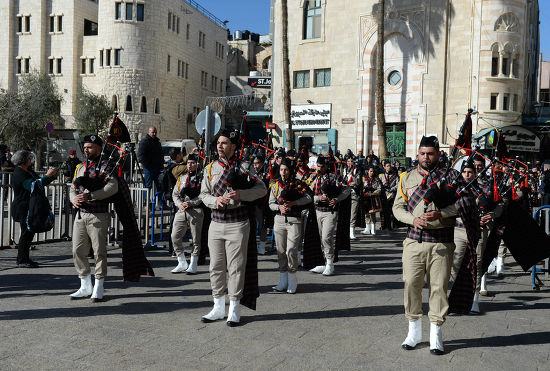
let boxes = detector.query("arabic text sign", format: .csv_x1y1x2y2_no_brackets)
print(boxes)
291,104,331,130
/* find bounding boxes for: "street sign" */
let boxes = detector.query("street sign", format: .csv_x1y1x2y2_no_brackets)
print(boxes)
265,122,276,130
247,77,271,88
195,109,221,136
45,122,54,133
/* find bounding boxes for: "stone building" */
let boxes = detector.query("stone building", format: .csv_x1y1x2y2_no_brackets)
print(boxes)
270,0,540,157
0,0,228,142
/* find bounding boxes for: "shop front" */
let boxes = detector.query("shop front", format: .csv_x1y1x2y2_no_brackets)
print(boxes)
473,125,541,164
286,103,337,154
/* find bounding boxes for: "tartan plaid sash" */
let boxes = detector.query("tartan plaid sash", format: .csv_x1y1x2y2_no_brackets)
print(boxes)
211,160,248,223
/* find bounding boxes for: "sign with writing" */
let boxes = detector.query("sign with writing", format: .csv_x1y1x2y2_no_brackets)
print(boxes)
291,104,331,130
499,126,540,152
265,122,277,130
341,118,355,124
248,77,272,88
45,122,54,133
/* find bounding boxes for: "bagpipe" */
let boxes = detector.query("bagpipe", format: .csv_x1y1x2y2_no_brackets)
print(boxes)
179,172,202,200
73,112,132,194
278,179,309,222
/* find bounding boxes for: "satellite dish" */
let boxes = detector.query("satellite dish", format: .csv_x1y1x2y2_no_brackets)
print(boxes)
195,109,221,135
242,85,253,96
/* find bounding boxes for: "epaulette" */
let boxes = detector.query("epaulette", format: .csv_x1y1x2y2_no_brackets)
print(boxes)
74,163,84,181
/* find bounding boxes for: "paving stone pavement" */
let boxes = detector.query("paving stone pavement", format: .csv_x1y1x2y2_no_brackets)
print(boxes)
1,228,549,370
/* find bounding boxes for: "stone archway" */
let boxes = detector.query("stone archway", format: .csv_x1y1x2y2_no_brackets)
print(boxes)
358,7,427,157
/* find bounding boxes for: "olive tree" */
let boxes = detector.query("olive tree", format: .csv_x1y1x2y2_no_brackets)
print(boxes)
73,87,112,137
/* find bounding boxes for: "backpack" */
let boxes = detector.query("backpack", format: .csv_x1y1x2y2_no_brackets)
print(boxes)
26,179,55,233
159,163,177,201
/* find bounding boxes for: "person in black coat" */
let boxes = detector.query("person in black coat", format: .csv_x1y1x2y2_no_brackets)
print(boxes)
137,126,164,190
11,150,59,268
63,149,81,182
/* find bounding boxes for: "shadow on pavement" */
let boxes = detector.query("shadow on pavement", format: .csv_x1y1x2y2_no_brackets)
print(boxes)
446,331,550,352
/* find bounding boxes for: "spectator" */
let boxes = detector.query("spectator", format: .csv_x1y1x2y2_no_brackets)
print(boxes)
368,149,379,164
11,150,59,268
137,126,164,191
63,149,81,182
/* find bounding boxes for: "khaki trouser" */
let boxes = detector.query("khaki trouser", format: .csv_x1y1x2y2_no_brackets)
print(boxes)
171,207,204,257
365,211,377,225
208,220,250,301
402,237,455,325
450,227,468,282
273,215,302,273
350,195,359,227
255,206,267,242
72,212,110,279
316,210,338,260
476,226,489,290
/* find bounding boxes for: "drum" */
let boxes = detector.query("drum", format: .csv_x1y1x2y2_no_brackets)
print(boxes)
364,194,382,214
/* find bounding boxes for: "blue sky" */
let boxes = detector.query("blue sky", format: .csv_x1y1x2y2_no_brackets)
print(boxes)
200,0,549,59
198,0,271,35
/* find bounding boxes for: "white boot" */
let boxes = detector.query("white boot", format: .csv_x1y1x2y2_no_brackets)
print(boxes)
201,296,226,323
185,255,198,274
171,254,189,273
257,241,266,255
480,274,488,296
322,258,334,276
429,323,444,355
69,275,93,299
487,258,497,274
272,272,288,292
370,223,376,235
496,256,504,276
470,291,480,313
361,227,370,234
401,318,422,350
287,272,298,294
350,227,356,240
310,265,325,273
227,300,241,327
91,277,104,302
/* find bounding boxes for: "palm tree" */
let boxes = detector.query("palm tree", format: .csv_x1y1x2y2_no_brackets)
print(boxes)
375,0,387,159
282,0,293,150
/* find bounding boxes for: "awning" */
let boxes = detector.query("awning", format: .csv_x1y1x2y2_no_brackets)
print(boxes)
245,111,273,118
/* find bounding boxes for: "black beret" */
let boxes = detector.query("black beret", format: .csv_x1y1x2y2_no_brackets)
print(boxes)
286,149,297,157
254,155,265,163
419,135,439,150
187,154,198,162
316,156,327,165
461,159,476,172
82,134,103,147
219,129,240,144
280,158,295,170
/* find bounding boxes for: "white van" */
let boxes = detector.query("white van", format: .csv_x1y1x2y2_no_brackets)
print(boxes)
161,139,196,163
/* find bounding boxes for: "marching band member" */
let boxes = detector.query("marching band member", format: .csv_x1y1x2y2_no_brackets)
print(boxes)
345,158,362,239
170,154,204,274
269,159,312,293
199,130,266,326
362,165,382,235
69,135,118,302
309,156,350,276
380,162,398,231
392,136,458,355
253,155,269,255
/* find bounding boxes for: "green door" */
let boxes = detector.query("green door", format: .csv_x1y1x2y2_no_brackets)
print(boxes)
385,123,406,155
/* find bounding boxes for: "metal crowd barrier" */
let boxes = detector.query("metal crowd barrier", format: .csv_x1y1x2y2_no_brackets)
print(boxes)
531,206,550,290
1,170,173,251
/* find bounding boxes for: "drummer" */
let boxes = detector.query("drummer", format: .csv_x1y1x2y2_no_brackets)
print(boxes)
362,165,382,235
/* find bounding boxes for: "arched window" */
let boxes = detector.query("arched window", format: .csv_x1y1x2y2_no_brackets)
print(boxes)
112,95,118,111
491,44,499,77
140,96,147,113
303,0,322,39
154,98,160,114
125,95,133,112
494,13,519,32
